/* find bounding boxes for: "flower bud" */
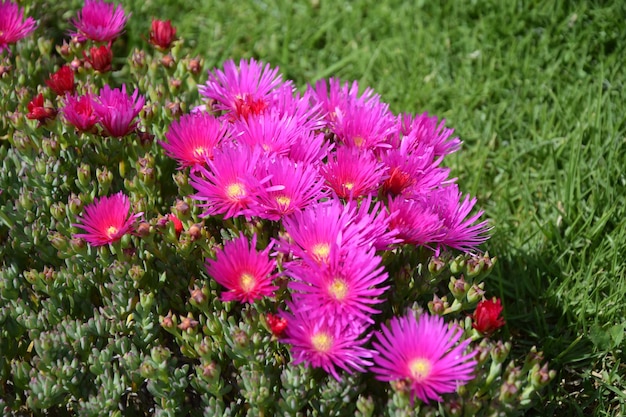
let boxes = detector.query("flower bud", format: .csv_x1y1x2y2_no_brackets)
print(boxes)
68,194,83,215
149,19,177,50
177,315,199,332
136,222,151,238
188,223,203,241
490,340,511,364
472,298,505,336
41,138,59,157
50,202,66,221
466,282,485,304
49,232,68,251
449,275,469,300
77,163,91,188
450,254,466,275
187,57,202,75
233,329,248,347
427,256,446,275
18,189,33,211
427,294,447,315
131,49,146,69
129,265,145,282
160,54,175,68
96,167,113,194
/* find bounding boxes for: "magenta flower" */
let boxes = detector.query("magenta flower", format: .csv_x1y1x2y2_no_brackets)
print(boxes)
200,58,292,119
93,84,145,138
0,0,37,55
71,0,128,42
387,196,444,247
205,233,277,303
396,112,461,157
287,130,332,167
286,245,388,326
61,92,99,133
321,146,386,200
233,112,300,157
428,185,491,252
248,156,327,221
371,312,477,404
189,144,264,219
380,139,449,197
307,78,379,129
281,308,374,380
72,192,141,246
160,112,229,168
332,99,395,151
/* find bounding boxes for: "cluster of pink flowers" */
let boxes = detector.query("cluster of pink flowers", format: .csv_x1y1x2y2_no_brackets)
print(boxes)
156,57,489,402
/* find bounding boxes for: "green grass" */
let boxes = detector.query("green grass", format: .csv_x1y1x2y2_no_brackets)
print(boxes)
32,0,626,414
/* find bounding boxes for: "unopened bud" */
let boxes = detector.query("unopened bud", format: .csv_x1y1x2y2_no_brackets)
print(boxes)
187,57,202,74
77,163,91,188
467,282,485,304
449,275,469,300
96,167,113,194
50,202,66,221
427,295,447,315
161,54,175,68
188,223,203,241
136,222,151,237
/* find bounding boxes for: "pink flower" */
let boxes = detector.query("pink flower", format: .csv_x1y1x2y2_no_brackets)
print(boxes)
371,312,476,404
205,233,277,303
190,144,264,219
61,92,99,133
233,112,301,158
396,112,461,157
0,0,37,55
281,308,374,380
248,156,327,221
387,196,444,247
472,298,505,336
71,0,128,42
286,244,388,326
428,185,491,252
159,112,229,168
93,84,145,138
380,139,449,197
331,99,395,151
45,66,75,96
321,146,386,200
72,192,141,246
199,58,292,119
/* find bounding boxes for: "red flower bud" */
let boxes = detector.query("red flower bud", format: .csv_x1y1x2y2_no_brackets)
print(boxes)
168,213,183,236
472,298,505,335
83,43,113,73
45,65,74,96
149,19,176,50
266,313,287,338
26,93,56,124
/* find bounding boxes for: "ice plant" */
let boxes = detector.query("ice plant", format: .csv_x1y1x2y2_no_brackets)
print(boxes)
149,19,176,50
159,112,228,168
71,0,128,42
61,92,99,132
472,298,506,336
0,0,37,54
45,66,75,96
92,84,145,137
281,308,374,380
26,93,56,125
83,43,113,73
200,58,292,119
190,144,264,219
321,146,386,200
72,192,141,246
205,233,277,303
371,312,477,404
286,245,388,326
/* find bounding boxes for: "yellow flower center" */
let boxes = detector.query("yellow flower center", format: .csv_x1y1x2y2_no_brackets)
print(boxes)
240,272,255,292
408,358,431,382
226,183,246,200
193,146,207,158
328,278,348,300
311,242,330,263
275,195,291,209
353,136,364,147
311,331,332,353
343,182,354,190
106,225,119,239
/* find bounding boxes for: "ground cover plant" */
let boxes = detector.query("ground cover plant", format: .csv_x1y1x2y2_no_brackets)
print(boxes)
1,0,624,416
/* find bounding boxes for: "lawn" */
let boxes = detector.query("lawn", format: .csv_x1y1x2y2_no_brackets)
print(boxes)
2,0,626,415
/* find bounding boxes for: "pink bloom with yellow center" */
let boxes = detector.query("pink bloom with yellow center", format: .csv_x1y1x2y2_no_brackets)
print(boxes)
71,0,128,42
371,312,477,404
160,112,229,168
281,308,374,380
396,112,461,157
190,144,264,219
321,146,386,200
205,233,277,303
0,0,37,55
248,156,327,221
287,244,388,326
72,192,141,246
